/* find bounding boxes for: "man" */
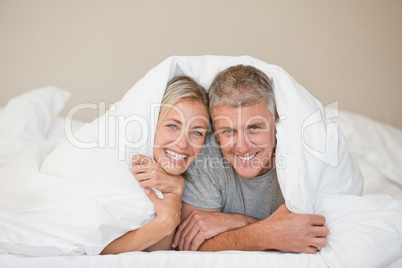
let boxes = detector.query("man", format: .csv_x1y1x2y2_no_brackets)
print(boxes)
172,65,329,253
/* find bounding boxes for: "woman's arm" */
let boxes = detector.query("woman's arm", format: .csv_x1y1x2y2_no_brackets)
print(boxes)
100,189,181,254
144,233,175,252
101,154,184,254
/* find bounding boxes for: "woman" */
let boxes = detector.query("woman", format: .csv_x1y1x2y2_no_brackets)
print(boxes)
101,76,210,254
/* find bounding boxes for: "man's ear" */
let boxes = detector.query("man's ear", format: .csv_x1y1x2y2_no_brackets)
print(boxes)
274,111,279,123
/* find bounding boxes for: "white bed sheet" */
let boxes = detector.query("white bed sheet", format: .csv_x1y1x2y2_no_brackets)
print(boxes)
0,250,326,268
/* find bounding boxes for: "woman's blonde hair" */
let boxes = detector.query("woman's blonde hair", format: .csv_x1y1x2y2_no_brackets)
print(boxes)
159,75,209,124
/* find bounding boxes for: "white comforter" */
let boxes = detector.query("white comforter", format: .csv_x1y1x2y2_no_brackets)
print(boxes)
0,56,401,268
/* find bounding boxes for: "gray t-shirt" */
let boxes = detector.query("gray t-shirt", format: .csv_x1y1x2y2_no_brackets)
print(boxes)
183,134,284,220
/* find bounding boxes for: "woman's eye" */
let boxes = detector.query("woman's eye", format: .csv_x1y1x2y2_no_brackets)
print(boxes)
191,130,203,137
167,124,178,130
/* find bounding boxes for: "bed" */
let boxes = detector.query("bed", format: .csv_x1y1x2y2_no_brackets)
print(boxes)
0,56,401,268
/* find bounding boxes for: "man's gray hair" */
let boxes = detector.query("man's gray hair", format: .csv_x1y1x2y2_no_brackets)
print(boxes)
208,65,276,120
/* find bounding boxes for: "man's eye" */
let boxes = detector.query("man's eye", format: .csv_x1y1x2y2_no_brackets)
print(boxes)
223,129,234,134
249,126,259,130
167,124,178,130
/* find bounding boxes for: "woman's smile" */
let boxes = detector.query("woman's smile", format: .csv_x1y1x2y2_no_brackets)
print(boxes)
164,149,189,162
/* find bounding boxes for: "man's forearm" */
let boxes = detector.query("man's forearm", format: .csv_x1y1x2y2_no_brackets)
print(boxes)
198,205,330,254
219,213,258,230
198,220,270,251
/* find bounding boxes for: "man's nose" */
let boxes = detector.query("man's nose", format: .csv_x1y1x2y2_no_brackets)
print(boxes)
235,132,251,154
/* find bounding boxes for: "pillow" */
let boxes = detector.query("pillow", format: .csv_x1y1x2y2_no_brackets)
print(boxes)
338,109,402,191
318,194,402,267
0,86,70,166
46,116,87,141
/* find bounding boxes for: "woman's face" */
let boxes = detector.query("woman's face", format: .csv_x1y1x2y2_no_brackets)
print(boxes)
153,100,209,175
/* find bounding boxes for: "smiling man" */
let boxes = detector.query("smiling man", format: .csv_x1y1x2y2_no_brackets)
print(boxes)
172,65,329,253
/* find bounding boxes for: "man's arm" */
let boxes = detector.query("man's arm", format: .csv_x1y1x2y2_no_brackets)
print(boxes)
172,202,258,251
198,204,329,254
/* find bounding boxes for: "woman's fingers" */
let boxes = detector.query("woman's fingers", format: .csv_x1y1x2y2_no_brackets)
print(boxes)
131,154,157,167
131,154,158,173
139,179,160,191
134,173,152,182
132,162,158,176
144,188,160,203
134,172,164,191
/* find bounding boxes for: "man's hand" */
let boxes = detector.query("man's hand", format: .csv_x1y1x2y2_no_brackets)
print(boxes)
260,204,329,254
173,203,257,251
131,154,185,197
173,210,227,251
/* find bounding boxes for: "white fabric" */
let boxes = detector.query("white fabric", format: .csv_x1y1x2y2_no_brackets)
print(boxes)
0,56,401,267
317,194,402,267
46,116,87,141
338,109,402,197
0,250,326,268
314,109,402,267
0,86,70,168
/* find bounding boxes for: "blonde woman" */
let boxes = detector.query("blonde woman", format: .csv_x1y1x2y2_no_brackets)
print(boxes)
101,76,210,254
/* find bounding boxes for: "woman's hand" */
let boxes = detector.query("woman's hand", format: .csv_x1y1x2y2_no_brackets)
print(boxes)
100,188,182,254
131,154,185,198
145,188,181,234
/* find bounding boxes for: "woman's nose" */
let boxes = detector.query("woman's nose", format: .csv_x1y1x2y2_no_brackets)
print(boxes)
176,132,189,149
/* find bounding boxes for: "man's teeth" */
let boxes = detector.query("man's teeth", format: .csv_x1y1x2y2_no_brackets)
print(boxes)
236,153,257,161
165,149,187,161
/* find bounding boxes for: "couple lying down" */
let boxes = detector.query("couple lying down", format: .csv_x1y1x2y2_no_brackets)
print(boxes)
101,65,329,254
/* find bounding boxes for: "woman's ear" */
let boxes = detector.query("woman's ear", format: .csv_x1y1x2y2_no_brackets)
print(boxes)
275,111,280,123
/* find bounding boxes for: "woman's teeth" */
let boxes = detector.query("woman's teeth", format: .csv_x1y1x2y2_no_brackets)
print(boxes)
236,152,257,161
165,149,188,161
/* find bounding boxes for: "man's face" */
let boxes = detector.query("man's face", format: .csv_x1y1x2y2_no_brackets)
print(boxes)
212,102,276,178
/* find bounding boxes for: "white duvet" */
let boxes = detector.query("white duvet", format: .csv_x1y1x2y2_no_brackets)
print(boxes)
0,56,401,267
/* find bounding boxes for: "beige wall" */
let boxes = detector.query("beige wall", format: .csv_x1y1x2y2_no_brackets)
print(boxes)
1,0,401,129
